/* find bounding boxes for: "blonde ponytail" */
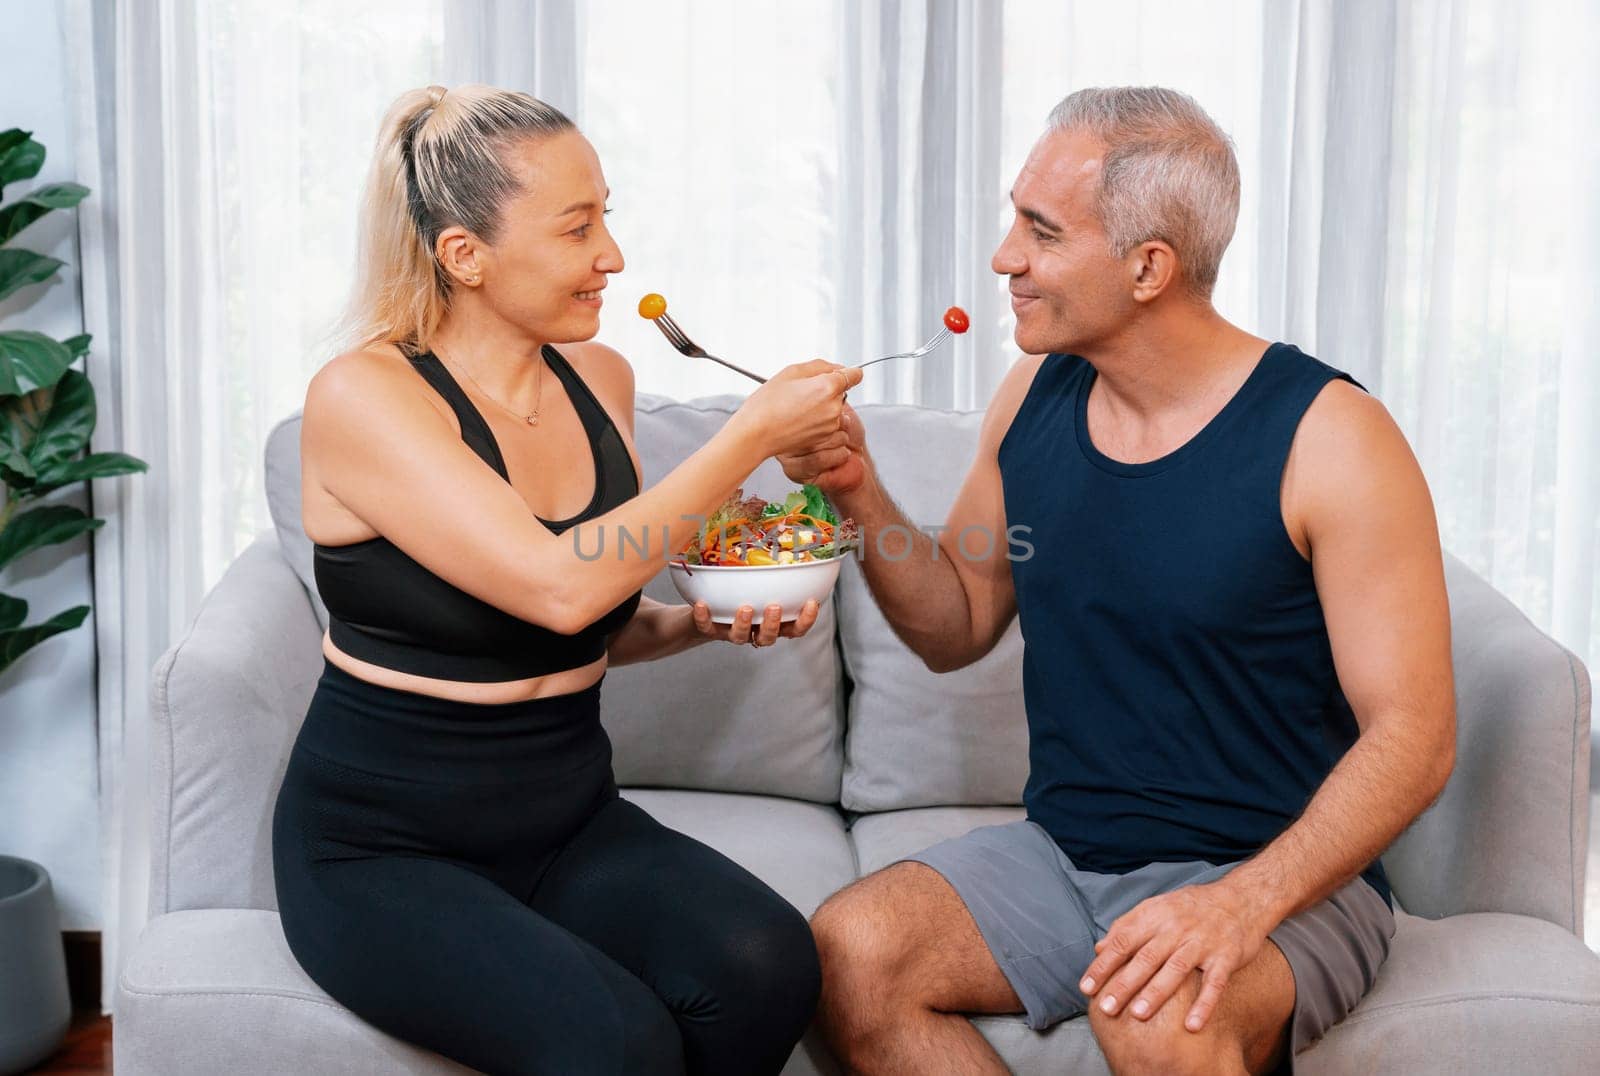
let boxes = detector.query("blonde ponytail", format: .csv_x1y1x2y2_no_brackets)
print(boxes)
341,84,575,352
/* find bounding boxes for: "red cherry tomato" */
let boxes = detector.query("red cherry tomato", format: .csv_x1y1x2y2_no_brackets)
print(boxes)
943,306,970,334
638,293,667,319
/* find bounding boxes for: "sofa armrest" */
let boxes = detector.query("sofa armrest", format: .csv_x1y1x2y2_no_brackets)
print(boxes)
148,532,324,917
1382,554,1592,932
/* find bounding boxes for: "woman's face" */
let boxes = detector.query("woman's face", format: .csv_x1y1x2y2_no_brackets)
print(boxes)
470,130,624,343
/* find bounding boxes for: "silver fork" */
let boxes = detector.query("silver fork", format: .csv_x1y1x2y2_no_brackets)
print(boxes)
853,326,952,370
652,313,769,384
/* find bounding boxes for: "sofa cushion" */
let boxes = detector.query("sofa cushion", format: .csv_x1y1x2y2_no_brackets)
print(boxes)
151,534,324,915
115,910,476,1075
621,788,856,918
849,805,1026,875
600,394,845,802
264,414,328,629
1381,554,1592,931
836,403,1029,812
1299,910,1600,1073
120,781,863,1076
116,907,1600,1076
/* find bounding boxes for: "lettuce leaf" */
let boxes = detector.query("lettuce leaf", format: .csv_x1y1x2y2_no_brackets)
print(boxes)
800,483,837,525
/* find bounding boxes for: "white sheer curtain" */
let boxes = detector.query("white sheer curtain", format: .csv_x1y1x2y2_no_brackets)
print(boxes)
70,0,448,1009
576,3,842,397
832,1,1008,410
1251,0,1600,675
1256,0,1401,390
71,0,1600,1009
442,0,578,112
1381,0,1600,688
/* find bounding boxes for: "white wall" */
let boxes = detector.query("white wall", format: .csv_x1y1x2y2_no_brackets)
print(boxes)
0,0,100,931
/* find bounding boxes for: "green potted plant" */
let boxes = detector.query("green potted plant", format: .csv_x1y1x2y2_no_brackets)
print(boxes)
0,126,147,1074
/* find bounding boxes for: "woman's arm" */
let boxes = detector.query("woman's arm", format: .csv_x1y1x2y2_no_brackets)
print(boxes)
606,595,825,666
306,346,858,636
605,597,701,666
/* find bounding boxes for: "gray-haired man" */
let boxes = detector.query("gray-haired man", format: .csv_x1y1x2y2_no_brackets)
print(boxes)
781,87,1454,1074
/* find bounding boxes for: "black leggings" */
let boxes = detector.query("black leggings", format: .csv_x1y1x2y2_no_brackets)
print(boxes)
271,661,820,1076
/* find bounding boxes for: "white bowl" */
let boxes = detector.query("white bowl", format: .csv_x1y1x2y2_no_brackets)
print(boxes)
667,557,844,624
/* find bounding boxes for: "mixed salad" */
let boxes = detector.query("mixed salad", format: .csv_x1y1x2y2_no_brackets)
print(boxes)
675,484,860,567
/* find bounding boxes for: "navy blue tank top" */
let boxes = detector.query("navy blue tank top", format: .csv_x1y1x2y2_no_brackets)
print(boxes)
997,343,1388,903
314,346,642,683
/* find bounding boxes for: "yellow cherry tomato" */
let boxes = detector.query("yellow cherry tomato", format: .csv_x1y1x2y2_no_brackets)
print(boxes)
638,293,667,320
743,548,777,566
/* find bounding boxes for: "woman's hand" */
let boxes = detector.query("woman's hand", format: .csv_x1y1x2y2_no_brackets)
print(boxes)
690,599,822,647
729,360,863,460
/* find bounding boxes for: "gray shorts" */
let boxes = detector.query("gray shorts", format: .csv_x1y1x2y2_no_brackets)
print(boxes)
904,820,1393,1063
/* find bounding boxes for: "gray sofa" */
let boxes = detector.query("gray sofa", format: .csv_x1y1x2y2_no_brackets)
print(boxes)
115,393,1600,1074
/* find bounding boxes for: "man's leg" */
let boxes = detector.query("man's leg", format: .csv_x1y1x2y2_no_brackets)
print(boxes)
810,861,1022,1075
1087,938,1294,1076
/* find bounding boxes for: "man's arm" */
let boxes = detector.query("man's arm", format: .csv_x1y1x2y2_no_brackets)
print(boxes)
1219,379,1456,909
1081,380,1456,1031
780,355,1047,672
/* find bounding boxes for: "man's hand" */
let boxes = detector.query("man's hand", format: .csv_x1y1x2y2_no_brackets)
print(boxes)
1078,879,1277,1032
778,402,866,494
690,599,821,647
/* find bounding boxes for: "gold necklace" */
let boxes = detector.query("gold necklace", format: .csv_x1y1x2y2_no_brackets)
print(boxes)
437,346,544,426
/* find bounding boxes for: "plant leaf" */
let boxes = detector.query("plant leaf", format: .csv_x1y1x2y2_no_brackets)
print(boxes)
0,604,90,678
0,505,102,574
0,182,89,245
0,331,73,396
30,451,146,495
0,443,34,487
61,333,91,360
0,397,33,486
0,248,64,303
0,130,30,158
0,136,45,191
0,592,25,631
27,369,95,470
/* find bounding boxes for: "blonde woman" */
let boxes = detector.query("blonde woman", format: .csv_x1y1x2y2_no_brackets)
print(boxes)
271,85,859,1075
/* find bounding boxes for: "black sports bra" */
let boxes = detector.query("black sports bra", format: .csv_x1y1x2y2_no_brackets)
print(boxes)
313,347,643,683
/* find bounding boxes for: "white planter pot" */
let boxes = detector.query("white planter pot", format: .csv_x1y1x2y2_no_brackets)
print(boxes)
0,855,71,1074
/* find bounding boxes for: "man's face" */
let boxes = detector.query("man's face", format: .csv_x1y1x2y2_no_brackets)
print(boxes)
992,129,1134,355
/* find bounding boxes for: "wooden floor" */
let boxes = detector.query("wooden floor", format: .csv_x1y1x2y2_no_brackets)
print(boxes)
25,1012,110,1075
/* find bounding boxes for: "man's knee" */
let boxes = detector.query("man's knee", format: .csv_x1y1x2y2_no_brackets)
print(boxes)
1088,987,1245,1076
811,865,933,1000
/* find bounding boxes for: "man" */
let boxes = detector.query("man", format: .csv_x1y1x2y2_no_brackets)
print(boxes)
779,87,1455,1074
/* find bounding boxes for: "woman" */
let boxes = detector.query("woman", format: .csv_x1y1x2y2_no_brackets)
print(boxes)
271,84,861,1076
